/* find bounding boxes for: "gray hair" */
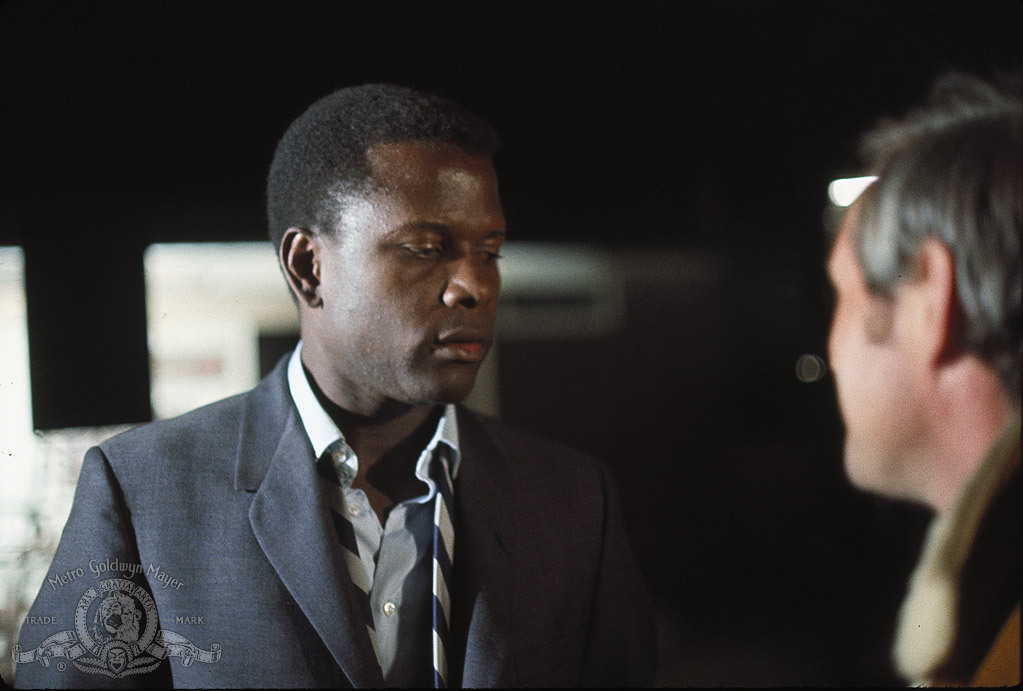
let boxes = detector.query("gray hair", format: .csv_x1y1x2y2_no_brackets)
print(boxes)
852,72,1022,403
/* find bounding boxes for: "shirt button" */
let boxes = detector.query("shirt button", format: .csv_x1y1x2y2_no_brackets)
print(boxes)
346,503,360,517
335,462,355,485
382,602,396,617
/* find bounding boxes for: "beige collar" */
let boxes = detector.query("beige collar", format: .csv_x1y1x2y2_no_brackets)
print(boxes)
892,415,1021,684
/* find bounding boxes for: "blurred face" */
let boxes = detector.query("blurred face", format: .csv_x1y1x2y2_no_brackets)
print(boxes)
306,141,506,410
826,211,926,498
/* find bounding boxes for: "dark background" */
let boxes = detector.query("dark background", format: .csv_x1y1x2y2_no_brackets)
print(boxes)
2,1,1019,685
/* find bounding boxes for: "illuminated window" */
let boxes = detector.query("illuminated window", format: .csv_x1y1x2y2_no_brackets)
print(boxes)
0,246,42,683
0,247,34,556
143,243,298,419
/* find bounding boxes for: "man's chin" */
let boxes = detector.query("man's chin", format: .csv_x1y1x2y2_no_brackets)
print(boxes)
409,375,479,407
843,441,915,503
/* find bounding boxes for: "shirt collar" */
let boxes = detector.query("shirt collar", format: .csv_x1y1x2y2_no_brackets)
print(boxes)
287,342,461,484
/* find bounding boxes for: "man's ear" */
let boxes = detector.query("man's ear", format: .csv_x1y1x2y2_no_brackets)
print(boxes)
279,227,323,308
903,237,959,367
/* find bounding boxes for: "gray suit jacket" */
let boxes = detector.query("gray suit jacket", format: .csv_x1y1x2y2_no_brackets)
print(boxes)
15,355,655,688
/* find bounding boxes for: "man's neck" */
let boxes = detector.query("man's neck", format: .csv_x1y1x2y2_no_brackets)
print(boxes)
304,362,442,522
345,406,442,525
925,360,1017,513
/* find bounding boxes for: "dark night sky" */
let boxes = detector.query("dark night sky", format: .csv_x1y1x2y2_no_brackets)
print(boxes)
3,0,1020,248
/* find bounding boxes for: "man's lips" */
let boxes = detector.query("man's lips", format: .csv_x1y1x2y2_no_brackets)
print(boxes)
435,329,489,362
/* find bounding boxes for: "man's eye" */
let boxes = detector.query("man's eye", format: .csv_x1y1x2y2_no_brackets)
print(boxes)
403,245,442,258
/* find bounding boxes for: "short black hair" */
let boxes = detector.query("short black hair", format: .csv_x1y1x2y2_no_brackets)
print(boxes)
266,84,501,249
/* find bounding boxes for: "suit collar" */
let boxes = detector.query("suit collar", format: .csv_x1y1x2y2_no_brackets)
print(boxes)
234,354,385,687
894,416,1021,684
233,354,292,492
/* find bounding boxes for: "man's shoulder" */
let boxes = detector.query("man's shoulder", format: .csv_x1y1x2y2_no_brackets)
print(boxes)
456,407,609,489
99,357,293,463
459,407,594,458
100,390,251,457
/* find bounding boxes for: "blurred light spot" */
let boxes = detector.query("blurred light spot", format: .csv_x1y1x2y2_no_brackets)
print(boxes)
796,354,827,383
828,176,877,207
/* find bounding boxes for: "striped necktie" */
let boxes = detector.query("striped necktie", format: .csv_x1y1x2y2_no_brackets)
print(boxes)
431,446,455,688
317,440,379,658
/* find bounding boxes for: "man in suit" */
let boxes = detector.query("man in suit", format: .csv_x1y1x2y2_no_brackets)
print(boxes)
14,84,655,688
826,73,1020,686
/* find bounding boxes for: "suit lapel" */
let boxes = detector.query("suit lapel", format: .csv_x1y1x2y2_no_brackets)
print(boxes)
235,357,384,688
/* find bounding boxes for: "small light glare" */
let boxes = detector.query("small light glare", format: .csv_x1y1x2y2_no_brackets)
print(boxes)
828,176,878,207
796,354,827,383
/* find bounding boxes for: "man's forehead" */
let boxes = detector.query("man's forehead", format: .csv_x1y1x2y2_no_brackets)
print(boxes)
359,140,502,215
827,206,859,279
826,205,859,262
365,140,493,180
330,140,504,235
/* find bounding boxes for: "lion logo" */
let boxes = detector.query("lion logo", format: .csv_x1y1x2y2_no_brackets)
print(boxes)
14,575,221,679
92,590,142,644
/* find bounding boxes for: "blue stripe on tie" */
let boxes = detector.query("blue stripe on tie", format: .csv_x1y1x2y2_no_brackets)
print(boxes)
432,529,453,577
431,449,455,688
431,593,450,642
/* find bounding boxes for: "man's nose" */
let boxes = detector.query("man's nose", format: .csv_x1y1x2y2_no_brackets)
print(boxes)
441,258,498,309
